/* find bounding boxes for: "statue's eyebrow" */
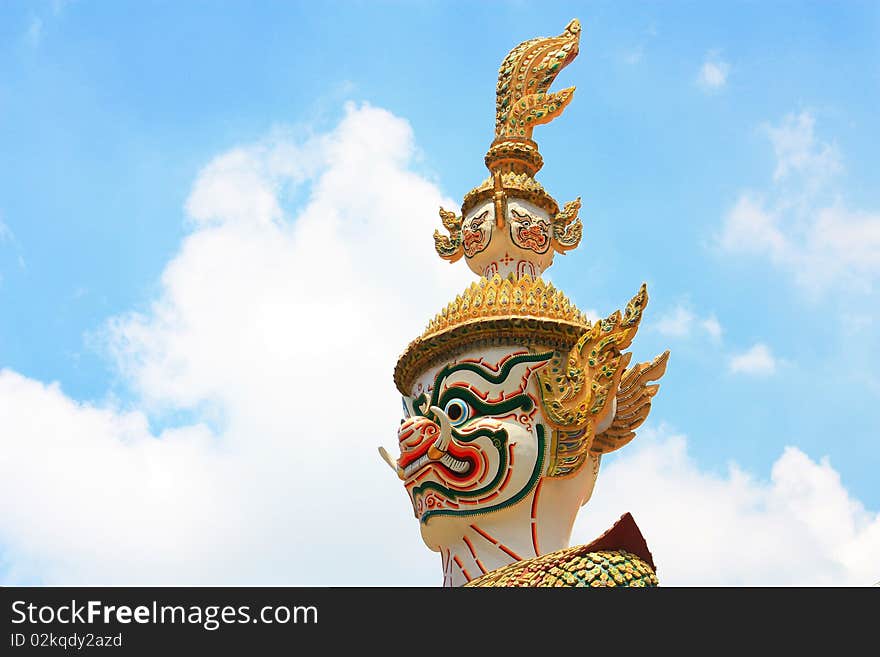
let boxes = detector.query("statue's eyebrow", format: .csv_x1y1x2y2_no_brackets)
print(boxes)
428,352,552,407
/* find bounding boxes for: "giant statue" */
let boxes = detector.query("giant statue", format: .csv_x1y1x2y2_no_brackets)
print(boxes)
380,19,670,587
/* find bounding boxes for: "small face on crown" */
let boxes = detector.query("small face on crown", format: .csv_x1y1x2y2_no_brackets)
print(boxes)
508,199,552,254
462,207,493,258
461,198,554,279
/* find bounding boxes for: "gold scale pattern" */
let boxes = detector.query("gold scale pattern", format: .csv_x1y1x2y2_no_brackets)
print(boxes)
464,547,657,587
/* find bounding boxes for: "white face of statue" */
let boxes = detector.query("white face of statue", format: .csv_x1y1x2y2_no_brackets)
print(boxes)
461,198,555,279
394,345,601,551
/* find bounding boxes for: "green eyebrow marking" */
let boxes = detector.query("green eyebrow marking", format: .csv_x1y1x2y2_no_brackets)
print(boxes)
437,387,533,421
428,351,552,409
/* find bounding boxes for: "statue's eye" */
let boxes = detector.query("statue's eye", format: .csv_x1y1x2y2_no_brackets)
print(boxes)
443,398,471,427
470,210,490,229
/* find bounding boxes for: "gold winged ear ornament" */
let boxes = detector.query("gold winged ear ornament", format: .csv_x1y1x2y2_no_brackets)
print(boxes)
538,284,671,477
432,207,464,262
592,350,669,455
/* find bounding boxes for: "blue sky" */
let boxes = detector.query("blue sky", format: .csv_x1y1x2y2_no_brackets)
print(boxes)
0,2,878,585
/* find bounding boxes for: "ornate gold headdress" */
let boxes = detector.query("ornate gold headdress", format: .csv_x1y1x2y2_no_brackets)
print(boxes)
394,274,591,393
433,19,584,265
395,18,669,473
400,19,591,390
468,17,581,218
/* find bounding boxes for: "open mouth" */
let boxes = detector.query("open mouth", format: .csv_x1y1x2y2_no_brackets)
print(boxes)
403,451,472,479
463,231,485,253
517,225,548,249
400,441,478,482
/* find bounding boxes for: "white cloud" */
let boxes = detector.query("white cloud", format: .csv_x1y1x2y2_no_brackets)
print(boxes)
656,305,693,337
0,216,12,243
720,194,880,295
718,111,880,295
766,111,842,184
583,308,601,323
0,214,24,275
655,304,722,341
701,315,722,340
0,213,24,284
575,427,880,585
52,0,71,17
0,102,471,585
729,343,777,375
0,103,876,587
719,194,788,260
697,52,729,91
24,16,43,47
623,47,644,65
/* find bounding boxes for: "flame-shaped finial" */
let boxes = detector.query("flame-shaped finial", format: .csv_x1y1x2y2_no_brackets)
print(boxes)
494,18,581,143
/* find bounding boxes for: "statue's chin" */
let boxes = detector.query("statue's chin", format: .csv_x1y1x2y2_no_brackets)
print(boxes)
415,459,602,555
418,513,470,552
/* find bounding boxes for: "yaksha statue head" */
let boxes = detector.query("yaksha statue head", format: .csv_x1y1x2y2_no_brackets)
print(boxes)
380,19,670,587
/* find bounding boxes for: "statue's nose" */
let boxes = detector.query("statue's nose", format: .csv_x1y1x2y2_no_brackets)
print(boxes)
397,415,435,445
396,410,454,454
378,417,435,479
382,409,463,481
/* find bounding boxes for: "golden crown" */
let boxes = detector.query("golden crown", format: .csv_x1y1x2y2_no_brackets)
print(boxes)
394,274,592,394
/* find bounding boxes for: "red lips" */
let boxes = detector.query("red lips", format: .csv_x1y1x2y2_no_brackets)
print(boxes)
397,416,482,482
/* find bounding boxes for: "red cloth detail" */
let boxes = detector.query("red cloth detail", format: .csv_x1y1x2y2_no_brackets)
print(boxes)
583,512,656,573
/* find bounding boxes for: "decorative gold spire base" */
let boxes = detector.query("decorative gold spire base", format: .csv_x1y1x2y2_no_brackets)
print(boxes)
484,139,544,176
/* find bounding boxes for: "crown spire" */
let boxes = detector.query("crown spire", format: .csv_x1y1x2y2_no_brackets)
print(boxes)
433,19,584,280
488,18,581,176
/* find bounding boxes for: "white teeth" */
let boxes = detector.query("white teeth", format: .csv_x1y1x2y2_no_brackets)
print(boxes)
441,453,469,473
403,452,470,478
403,454,429,478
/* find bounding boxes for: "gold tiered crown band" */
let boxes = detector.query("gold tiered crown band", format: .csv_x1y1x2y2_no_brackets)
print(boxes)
461,170,559,218
394,274,592,395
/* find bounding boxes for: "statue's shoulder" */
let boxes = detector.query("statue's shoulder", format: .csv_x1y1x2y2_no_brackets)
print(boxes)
464,512,658,587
